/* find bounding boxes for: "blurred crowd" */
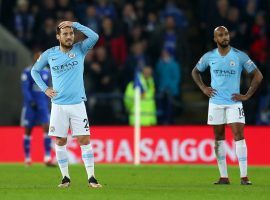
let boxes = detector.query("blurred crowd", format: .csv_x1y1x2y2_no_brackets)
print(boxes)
1,0,270,125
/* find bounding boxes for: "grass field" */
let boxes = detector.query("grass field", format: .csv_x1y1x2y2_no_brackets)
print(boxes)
0,164,269,200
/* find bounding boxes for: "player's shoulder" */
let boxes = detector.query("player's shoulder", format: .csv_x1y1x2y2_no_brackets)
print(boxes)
42,46,59,55
206,48,217,56
231,47,248,57
201,48,217,60
24,66,32,71
22,66,32,74
21,66,32,80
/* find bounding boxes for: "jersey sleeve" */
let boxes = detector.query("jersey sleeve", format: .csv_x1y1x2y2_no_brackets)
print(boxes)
31,50,50,92
21,71,34,103
195,53,209,72
239,52,257,73
72,22,99,55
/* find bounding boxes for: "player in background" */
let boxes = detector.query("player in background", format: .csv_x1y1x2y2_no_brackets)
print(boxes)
21,52,54,166
191,26,263,185
31,21,101,188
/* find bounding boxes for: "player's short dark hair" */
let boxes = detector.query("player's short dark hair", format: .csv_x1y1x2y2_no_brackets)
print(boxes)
56,26,61,35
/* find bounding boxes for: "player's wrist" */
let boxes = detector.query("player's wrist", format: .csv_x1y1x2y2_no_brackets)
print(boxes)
72,22,79,28
44,87,49,93
244,94,251,100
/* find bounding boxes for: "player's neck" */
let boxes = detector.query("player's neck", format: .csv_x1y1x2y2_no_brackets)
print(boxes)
217,46,231,56
59,44,72,53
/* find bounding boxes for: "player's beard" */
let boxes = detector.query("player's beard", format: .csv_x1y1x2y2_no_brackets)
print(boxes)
60,41,73,49
219,40,230,48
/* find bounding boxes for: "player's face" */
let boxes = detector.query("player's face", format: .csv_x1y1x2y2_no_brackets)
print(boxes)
57,27,74,48
214,28,230,48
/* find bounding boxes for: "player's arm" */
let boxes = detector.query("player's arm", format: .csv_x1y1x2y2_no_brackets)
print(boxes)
31,51,57,98
191,67,216,98
232,68,263,101
232,53,263,101
191,54,216,98
59,21,99,54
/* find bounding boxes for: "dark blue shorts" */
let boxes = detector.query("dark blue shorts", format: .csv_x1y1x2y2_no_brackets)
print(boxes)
21,105,49,128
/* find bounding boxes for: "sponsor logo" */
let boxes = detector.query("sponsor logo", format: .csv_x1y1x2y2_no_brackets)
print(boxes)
52,61,78,73
90,138,237,163
213,69,236,77
52,58,57,61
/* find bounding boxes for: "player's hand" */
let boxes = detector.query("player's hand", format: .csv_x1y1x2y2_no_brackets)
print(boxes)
45,87,57,99
231,93,249,102
202,87,217,98
58,21,74,29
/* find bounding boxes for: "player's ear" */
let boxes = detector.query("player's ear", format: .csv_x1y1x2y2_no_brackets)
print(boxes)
56,34,60,40
213,37,217,43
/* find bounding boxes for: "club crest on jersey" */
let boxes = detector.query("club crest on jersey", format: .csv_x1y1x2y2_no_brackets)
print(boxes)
50,126,55,132
68,53,76,58
230,60,236,67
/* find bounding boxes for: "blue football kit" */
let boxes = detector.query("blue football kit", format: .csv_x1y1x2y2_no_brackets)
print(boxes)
31,22,99,105
196,47,257,105
21,67,50,128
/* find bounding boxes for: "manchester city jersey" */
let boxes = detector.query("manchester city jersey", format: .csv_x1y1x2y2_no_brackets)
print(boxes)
196,47,257,105
31,22,99,105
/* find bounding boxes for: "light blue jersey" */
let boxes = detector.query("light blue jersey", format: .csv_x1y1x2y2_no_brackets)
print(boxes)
196,47,257,105
31,22,99,105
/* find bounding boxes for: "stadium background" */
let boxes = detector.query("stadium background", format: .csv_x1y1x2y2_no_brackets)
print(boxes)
0,1,270,199
0,0,270,164
0,0,270,126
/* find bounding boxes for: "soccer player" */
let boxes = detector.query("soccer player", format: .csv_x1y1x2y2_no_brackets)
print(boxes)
31,21,101,188
21,52,54,166
191,26,263,185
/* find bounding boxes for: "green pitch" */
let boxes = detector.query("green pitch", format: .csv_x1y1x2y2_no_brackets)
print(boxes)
0,164,269,200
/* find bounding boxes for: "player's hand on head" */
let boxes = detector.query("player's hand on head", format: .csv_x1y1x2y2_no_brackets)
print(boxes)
202,87,217,98
231,93,248,102
58,21,73,29
45,87,57,99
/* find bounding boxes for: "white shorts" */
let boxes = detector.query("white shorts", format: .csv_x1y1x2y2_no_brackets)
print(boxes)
49,102,90,137
207,103,245,125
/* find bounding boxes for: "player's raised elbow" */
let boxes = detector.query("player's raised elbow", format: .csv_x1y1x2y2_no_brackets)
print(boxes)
92,33,99,43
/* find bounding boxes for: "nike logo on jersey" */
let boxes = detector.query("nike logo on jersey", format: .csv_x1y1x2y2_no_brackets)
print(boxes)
52,58,57,61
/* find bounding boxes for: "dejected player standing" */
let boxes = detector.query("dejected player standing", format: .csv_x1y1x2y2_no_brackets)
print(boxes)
31,21,101,188
191,26,263,185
